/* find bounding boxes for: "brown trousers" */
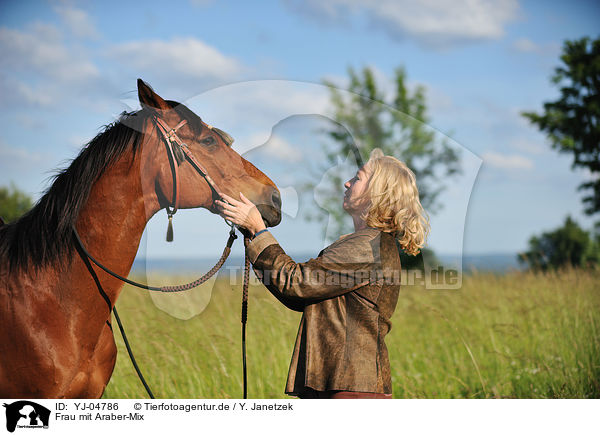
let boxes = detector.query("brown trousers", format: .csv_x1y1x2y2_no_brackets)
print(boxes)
299,388,392,399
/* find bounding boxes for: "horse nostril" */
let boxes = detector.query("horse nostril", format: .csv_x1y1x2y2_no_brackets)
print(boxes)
272,190,281,209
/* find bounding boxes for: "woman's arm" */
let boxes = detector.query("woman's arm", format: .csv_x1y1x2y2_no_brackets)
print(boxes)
217,193,377,306
247,231,376,304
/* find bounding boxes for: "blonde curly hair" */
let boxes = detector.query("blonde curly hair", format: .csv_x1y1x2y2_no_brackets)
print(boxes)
360,149,430,256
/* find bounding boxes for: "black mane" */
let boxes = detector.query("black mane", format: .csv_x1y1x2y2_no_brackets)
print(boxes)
0,109,149,272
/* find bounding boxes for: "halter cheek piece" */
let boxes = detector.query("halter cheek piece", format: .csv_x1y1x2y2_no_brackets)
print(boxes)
152,115,232,241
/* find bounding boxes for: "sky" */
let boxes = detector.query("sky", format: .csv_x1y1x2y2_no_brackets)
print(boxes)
0,0,599,263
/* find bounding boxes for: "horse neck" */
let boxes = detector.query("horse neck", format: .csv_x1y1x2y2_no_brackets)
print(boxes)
73,151,157,309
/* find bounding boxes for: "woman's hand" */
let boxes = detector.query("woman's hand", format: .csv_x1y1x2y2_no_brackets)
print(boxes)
216,193,266,237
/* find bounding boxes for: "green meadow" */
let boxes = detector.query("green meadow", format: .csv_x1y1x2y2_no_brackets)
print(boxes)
102,268,600,399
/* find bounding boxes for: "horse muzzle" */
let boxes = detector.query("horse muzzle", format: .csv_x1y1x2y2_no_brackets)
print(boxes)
256,187,282,228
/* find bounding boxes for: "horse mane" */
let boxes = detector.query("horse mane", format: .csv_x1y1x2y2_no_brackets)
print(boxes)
0,109,149,272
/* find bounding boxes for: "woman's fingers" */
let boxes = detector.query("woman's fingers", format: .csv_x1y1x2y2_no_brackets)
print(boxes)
215,193,263,234
218,205,233,216
215,204,230,217
215,201,236,220
220,193,240,206
215,199,234,211
215,198,246,224
239,192,252,204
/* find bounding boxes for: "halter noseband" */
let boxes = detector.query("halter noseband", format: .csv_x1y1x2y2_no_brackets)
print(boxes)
152,115,230,241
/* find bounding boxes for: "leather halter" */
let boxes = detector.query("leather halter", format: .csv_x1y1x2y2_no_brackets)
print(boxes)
152,115,229,240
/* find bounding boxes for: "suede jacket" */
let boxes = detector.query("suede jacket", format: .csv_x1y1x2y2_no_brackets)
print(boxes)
246,227,401,396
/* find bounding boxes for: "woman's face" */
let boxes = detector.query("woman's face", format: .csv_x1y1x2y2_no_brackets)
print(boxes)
343,165,371,215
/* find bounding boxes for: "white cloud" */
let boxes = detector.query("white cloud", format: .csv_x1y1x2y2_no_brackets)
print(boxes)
513,37,539,52
15,114,46,130
249,132,303,162
0,140,55,199
0,141,45,163
1,19,247,110
107,38,244,85
12,81,54,107
184,80,331,154
0,22,105,109
54,6,100,39
0,24,100,83
283,0,520,48
510,137,546,155
511,37,562,57
482,151,533,170
245,82,331,120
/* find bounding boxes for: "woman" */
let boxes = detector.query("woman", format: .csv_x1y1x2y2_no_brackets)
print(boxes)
217,149,429,399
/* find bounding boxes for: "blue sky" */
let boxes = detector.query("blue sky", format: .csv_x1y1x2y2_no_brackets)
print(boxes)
1,0,599,262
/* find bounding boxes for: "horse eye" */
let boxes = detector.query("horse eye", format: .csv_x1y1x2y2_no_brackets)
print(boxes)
201,136,215,146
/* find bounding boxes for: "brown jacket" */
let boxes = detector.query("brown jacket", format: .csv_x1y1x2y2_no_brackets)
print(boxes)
246,227,401,396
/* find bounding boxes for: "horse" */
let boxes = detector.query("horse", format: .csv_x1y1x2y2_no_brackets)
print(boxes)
0,79,282,398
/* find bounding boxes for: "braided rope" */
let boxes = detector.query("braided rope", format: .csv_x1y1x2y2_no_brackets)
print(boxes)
73,227,237,293
241,237,250,322
241,236,250,399
159,244,233,292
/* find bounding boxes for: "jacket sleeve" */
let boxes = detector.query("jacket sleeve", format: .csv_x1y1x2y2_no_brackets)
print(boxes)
246,231,378,311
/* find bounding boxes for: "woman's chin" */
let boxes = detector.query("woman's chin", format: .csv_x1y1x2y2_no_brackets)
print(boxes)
343,200,354,213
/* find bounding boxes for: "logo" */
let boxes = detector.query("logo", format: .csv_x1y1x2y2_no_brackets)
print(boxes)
3,401,50,433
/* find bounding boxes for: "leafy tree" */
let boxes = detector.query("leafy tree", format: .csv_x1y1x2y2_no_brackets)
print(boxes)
518,216,599,271
0,184,33,223
522,36,600,218
307,66,461,267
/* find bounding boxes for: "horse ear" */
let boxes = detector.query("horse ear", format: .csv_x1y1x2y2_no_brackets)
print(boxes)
137,79,170,111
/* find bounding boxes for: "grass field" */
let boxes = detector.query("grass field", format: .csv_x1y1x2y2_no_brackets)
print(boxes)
102,268,600,399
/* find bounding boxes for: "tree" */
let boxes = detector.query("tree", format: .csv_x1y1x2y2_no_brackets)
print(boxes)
518,216,599,271
522,36,600,218
0,184,33,223
307,66,461,267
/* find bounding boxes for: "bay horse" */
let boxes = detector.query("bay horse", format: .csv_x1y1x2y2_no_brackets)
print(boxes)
0,79,281,398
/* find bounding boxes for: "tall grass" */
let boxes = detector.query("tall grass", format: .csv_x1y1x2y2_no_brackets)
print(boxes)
102,268,600,399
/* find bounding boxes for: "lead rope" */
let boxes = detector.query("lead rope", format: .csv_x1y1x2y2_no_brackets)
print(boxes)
73,225,254,399
74,236,156,399
241,236,250,399
113,307,155,398
73,226,237,292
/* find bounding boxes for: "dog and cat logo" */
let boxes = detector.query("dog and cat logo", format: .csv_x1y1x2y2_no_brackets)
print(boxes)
3,401,50,432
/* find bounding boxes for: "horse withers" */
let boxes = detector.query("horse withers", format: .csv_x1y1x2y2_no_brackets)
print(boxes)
0,79,281,398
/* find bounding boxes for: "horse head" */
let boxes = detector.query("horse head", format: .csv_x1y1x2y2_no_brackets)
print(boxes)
135,79,281,230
